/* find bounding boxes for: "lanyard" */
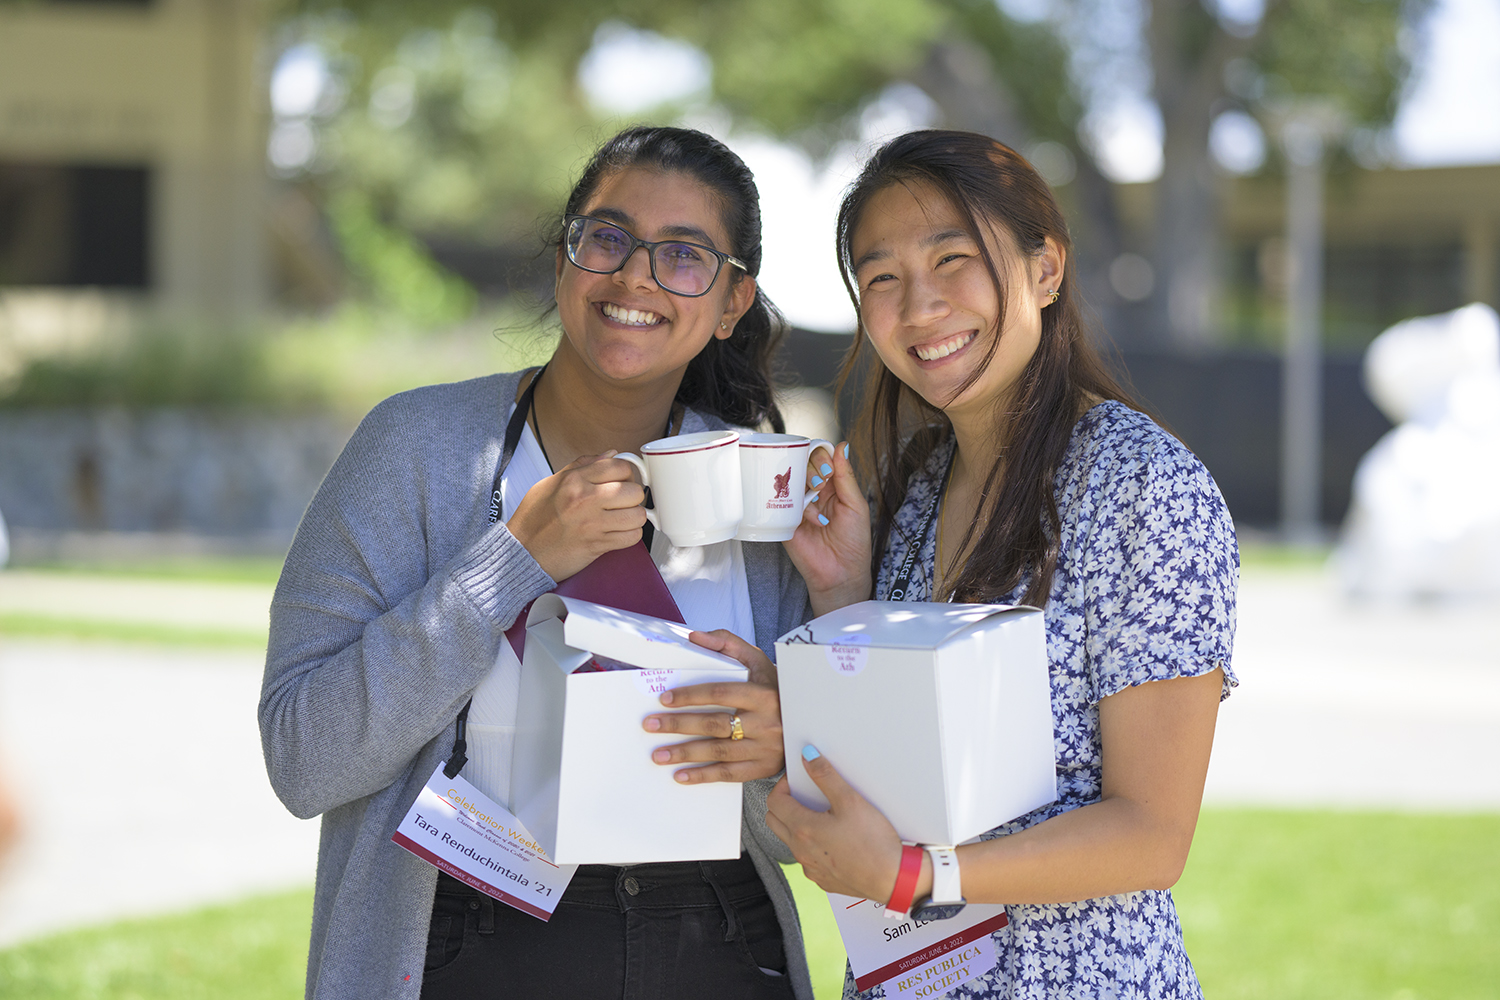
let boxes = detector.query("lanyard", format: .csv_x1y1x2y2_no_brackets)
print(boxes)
488,367,543,524
450,368,545,779
451,367,668,777
881,446,955,603
488,365,661,549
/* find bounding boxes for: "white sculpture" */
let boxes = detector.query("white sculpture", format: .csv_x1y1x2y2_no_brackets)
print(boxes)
1337,303,1500,598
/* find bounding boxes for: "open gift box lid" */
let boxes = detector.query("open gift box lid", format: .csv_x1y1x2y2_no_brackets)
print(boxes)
525,594,746,673
511,595,748,865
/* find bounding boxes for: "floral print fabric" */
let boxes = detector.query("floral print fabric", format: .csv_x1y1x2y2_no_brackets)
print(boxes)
848,401,1239,1000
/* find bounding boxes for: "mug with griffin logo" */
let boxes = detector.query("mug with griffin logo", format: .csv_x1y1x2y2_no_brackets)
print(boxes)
734,433,836,542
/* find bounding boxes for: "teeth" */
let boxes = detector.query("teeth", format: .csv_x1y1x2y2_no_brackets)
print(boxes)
914,332,975,361
602,303,662,326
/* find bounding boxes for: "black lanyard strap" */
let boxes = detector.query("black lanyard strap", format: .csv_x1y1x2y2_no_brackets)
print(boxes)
488,366,544,524
450,368,543,778
453,366,672,777
882,446,955,603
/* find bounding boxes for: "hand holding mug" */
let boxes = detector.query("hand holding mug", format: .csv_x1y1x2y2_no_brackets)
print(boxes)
735,433,837,542
785,442,873,615
506,452,649,581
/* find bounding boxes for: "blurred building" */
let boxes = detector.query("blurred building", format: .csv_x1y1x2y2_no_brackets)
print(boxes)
0,0,268,320
1114,163,1500,351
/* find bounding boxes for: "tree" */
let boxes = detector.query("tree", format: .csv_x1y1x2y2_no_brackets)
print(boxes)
1141,0,1420,346
281,0,1423,347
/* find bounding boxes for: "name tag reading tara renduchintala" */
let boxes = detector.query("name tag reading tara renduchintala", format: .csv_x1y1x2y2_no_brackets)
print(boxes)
393,763,578,921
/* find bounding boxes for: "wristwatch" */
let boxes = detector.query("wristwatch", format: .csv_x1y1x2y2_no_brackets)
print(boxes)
910,846,966,921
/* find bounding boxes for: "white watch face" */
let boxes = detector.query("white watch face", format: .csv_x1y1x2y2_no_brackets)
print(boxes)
927,846,962,904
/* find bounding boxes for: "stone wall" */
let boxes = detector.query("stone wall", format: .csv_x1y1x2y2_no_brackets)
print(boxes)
0,409,352,538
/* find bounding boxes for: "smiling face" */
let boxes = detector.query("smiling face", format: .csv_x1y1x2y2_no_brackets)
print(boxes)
849,180,1062,429
553,167,754,391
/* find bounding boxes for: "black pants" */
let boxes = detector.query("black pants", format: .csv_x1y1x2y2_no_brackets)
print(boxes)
420,857,798,999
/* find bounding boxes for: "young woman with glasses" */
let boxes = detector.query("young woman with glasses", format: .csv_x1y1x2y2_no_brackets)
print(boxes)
260,126,821,1000
755,130,1239,998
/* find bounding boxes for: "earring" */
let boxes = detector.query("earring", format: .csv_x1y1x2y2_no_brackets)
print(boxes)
721,322,729,330
1046,289,1060,305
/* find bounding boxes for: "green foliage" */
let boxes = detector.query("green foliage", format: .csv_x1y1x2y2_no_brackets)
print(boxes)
328,190,475,323
8,557,287,583
0,328,296,409
299,10,613,242
0,302,558,412
663,0,942,135
1253,0,1422,125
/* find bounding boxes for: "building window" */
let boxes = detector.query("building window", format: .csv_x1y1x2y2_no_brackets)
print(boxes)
0,162,151,289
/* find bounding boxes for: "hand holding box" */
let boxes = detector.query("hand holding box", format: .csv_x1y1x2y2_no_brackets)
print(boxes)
511,595,749,865
775,601,1057,847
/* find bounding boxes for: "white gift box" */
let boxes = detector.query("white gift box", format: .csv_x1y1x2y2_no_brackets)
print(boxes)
510,595,748,865
776,601,1057,846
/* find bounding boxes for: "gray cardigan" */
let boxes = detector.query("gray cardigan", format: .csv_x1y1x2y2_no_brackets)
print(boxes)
260,371,814,999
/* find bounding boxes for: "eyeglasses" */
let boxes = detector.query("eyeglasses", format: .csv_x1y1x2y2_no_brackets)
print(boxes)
563,214,748,297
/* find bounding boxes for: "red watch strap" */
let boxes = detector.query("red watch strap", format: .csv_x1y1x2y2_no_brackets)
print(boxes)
885,844,924,918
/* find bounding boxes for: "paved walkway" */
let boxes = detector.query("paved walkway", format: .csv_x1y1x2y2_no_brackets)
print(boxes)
1208,568,1500,808
0,565,1495,946
0,638,319,947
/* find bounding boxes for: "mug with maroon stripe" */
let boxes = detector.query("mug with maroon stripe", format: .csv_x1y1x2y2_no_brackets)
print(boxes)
617,430,743,547
734,433,836,542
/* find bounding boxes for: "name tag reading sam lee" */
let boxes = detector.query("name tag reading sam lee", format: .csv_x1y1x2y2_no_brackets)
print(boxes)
393,763,578,921
829,892,1009,998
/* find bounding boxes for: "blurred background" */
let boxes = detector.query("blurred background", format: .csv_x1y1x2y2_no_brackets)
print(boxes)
0,0,1496,997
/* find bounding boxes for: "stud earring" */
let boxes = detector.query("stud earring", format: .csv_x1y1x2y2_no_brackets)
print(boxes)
1046,289,1060,305
721,322,729,330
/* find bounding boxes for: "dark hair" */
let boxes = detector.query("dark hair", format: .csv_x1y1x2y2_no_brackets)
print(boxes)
555,125,786,431
835,130,1140,607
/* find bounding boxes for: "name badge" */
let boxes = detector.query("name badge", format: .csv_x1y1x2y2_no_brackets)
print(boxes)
829,892,1008,997
393,763,578,921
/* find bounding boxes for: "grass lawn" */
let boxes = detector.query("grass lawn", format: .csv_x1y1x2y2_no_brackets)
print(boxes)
1177,810,1500,1000
0,613,269,648
3,810,1495,999
3,557,285,586
0,889,312,999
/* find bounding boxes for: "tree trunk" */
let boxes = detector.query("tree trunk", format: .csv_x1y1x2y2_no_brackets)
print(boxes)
913,35,1125,343
1147,0,1248,349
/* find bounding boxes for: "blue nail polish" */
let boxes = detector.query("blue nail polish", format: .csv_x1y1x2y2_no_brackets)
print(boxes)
842,443,850,459
810,474,824,487
820,463,833,477
802,745,821,762
817,514,829,526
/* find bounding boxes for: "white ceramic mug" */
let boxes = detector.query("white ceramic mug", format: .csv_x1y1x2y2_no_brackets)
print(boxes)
734,433,836,542
617,430,743,547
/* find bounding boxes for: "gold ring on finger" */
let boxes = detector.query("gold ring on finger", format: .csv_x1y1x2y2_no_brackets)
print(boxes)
729,714,745,741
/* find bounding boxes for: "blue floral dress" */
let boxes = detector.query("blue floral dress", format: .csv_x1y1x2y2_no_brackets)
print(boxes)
847,401,1239,1000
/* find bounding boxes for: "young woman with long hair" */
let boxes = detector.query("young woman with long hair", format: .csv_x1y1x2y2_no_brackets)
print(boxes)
771,129,1239,998
260,126,818,1000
